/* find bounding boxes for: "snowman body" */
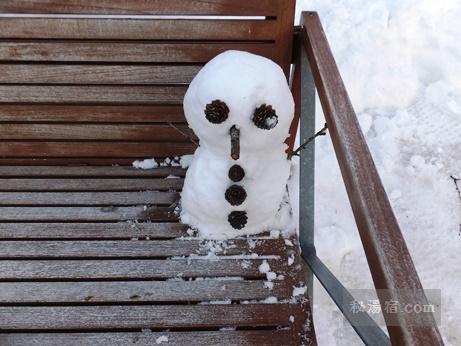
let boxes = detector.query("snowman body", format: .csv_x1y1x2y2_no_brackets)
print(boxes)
180,51,294,239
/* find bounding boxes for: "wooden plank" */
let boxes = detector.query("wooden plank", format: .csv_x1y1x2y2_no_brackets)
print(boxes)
0,158,169,166
302,12,443,346
0,85,187,104
0,142,196,157
0,259,285,279
0,239,287,258
0,178,184,191
0,0,280,16
0,124,196,141
0,41,275,62
274,0,295,78
0,64,201,84
0,330,294,346
0,166,187,178
0,222,188,239
0,206,177,221
0,158,159,166
0,191,180,205
0,18,276,41
0,105,186,122
0,304,299,330
0,280,289,303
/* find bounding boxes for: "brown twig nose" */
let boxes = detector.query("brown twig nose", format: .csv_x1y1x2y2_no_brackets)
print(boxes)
230,125,240,160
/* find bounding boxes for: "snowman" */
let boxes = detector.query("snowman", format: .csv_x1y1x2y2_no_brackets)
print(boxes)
180,51,295,239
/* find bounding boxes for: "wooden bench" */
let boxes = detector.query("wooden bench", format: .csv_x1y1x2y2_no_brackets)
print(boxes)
0,1,316,345
0,1,443,345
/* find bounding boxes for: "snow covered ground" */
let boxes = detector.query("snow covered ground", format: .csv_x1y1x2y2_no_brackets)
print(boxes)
295,1,461,345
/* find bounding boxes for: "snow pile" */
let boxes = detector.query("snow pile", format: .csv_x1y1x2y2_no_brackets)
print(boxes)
132,158,158,169
180,51,295,239
295,1,461,345
155,335,168,344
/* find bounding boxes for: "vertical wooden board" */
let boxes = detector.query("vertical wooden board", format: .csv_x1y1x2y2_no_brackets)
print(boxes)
275,0,296,78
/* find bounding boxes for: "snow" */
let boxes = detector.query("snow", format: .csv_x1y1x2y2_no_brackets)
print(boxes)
180,51,295,239
264,281,274,290
258,260,270,274
292,286,308,297
295,1,461,345
180,154,194,168
266,271,277,281
132,158,158,169
262,296,278,304
155,335,169,344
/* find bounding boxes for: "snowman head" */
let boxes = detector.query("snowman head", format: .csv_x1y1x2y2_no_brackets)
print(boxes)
183,51,295,157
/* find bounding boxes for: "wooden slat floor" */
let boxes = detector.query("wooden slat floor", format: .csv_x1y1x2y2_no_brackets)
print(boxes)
0,166,315,346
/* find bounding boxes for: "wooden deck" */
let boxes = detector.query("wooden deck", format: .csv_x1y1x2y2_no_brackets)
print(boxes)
0,165,315,345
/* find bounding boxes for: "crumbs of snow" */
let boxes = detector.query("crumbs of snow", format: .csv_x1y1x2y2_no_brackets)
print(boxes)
270,230,281,239
241,260,251,269
199,299,232,305
132,158,158,169
262,296,278,304
264,281,274,290
266,271,277,281
258,260,270,274
289,315,295,323
288,253,295,266
155,335,169,344
292,285,307,297
247,238,257,249
186,228,197,237
284,239,294,247
166,174,180,179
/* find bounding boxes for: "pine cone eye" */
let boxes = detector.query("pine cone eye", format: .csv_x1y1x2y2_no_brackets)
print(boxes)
205,100,229,124
253,104,278,130
228,211,248,230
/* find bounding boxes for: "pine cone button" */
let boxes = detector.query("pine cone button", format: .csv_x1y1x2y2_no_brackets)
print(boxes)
228,164,245,182
228,211,248,230
225,184,247,206
205,100,229,124
253,104,278,130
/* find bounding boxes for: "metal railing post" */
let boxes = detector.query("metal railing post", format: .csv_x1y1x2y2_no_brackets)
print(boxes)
299,46,316,306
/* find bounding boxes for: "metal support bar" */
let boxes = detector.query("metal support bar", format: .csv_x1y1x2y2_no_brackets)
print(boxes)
299,45,316,306
302,246,391,346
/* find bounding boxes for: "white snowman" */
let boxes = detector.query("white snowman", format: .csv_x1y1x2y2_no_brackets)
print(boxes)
180,51,295,239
